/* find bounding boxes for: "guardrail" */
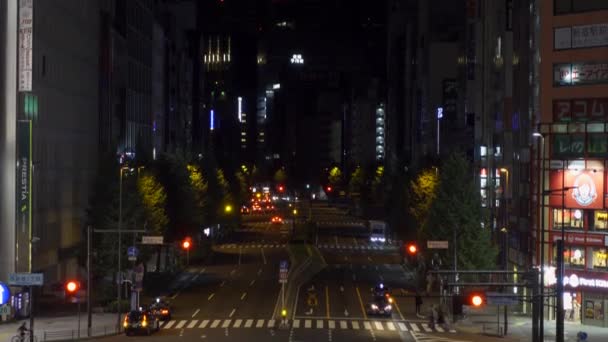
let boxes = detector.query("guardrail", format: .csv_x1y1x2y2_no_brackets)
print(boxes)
41,325,119,341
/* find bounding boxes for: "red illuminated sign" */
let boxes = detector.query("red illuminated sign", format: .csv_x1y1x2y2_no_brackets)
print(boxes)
553,98,608,122
549,170,604,209
550,232,607,246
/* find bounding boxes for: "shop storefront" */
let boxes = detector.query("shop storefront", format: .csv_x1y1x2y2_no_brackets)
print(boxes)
545,161,608,327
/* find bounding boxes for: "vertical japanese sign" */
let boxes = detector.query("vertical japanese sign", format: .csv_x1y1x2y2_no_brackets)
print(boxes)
18,0,33,92
16,120,32,272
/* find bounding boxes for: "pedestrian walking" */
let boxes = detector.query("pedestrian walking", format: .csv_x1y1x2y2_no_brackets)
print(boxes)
415,292,423,315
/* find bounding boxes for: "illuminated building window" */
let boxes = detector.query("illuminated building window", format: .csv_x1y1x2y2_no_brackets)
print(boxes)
553,209,584,230
592,247,608,269
593,211,608,230
554,245,585,268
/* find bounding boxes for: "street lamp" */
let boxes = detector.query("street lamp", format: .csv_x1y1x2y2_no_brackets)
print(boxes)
532,131,545,341
117,165,133,330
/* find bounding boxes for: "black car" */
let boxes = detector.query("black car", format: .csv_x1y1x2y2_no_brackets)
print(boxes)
367,295,393,317
123,309,160,336
149,301,172,321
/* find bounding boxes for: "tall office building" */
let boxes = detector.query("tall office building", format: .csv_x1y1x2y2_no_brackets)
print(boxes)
535,0,608,327
1,0,101,300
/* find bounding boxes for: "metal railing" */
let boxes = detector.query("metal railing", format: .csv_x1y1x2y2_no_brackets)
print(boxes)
41,325,119,341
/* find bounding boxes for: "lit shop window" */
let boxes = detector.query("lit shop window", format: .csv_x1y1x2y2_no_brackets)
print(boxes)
593,211,608,231
553,209,584,230
555,245,586,268
592,248,608,269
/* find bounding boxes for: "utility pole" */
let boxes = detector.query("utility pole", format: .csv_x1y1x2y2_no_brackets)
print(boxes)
87,225,92,337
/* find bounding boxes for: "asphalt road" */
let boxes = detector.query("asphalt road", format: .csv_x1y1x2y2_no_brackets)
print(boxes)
97,208,491,341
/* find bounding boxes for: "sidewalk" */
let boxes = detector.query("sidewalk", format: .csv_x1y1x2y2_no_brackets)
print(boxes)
0,313,118,341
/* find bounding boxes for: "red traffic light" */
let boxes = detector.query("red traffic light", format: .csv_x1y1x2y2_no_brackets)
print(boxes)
326,186,332,192
182,238,192,250
278,185,284,192
469,293,485,307
406,243,417,255
65,281,79,293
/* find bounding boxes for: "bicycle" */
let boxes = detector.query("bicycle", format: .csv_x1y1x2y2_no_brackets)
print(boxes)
10,332,38,342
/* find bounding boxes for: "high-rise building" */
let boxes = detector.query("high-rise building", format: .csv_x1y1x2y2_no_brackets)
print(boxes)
1,0,101,298
535,0,608,327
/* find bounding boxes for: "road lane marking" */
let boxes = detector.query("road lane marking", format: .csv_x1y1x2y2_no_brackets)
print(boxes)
176,320,187,329
393,298,405,320
192,309,200,318
421,323,433,332
261,248,267,264
229,309,236,318
316,320,323,329
233,319,242,328
208,293,215,301
256,319,264,328
220,281,226,287
397,322,407,331
244,319,253,328
222,320,232,328
249,280,255,286
351,321,360,330
363,321,372,330
241,292,247,300
340,321,347,329
373,321,383,330
238,247,242,265
435,325,445,332
163,320,176,329
199,320,209,328
171,291,180,299
325,286,330,319
355,287,368,319
230,269,236,276
293,319,300,328
410,323,420,332
328,320,335,329
386,322,396,331
200,268,206,273
304,320,311,328
258,268,262,276
268,319,275,328
187,320,198,328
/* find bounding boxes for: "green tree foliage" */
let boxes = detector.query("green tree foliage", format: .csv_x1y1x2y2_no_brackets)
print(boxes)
426,152,498,270
328,166,342,187
235,170,249,205
187,164,208,223
370,165,385,204
137,172,169,235
274,168,287,185
348,166,365,195
409,168,439,234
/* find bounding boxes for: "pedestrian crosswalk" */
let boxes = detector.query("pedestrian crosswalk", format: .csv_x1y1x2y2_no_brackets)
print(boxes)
160,318,456,333
217,243,287,249
317,243,398,251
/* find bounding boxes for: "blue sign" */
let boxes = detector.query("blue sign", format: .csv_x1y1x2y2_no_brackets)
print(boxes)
127,246,139,257
280,260,288,270
0,282,10,306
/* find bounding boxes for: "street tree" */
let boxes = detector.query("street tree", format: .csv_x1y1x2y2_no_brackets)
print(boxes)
426,152,497,270
410,168,439,235
328,166,342,187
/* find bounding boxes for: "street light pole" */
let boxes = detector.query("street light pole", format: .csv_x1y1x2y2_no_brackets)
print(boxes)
533,132,545,341
117,166,129,331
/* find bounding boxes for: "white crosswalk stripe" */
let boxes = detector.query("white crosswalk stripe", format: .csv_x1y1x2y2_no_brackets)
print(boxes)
159,319,454,333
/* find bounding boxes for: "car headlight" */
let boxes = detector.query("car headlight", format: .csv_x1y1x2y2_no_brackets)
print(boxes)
142,320,147,327
384,305,392,311
370,237,377,242
371,304,378,310
379,237,386,242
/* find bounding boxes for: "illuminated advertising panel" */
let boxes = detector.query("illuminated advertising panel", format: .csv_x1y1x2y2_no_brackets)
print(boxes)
549,170,604,209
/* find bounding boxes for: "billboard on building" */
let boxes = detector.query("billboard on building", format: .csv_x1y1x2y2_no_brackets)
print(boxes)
549,170,604,209
554,62,608,86
554,23,608,50
18,0,33,92
553,98,608,122
16,120,32,272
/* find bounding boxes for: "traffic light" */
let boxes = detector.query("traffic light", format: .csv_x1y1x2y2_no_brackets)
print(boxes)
326,186,332,192
468,293,486,307
278,185,285,192
406,243,418,255
65,280,80,303
404,242,419,268
182,237,192,250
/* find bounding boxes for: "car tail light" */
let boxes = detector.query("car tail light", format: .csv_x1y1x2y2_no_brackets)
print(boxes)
123,316,128,328
142,315,148,327
161,309,169,314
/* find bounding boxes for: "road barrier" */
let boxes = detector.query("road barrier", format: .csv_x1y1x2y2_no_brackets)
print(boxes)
41,325,119,341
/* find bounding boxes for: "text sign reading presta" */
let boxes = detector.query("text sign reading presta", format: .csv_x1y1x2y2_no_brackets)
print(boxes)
8,273,43,286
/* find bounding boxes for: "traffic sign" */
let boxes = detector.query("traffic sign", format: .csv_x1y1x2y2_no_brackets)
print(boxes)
0,283,9,305
8,273,44,286
427,240,449,249
142,236,164,245
486,292,519,305
128,246,139,261
0,305,10,315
